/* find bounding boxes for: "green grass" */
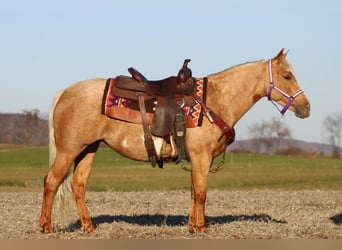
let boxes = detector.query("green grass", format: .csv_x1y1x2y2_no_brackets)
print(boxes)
208,153,342,190
0,180,26,187
0,145,341,191
0,146,49,190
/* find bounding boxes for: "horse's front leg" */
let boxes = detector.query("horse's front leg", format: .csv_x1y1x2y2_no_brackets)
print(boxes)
188,179,197,232
188,154,211,233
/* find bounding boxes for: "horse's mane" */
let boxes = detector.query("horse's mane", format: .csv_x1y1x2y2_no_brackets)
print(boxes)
208,60,265,78
208,57,292,78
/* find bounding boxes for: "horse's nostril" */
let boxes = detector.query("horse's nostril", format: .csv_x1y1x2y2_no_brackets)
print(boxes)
295,102,311,118
306,103,311,111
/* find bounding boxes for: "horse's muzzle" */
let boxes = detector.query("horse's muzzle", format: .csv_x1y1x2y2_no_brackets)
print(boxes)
295,102,310,118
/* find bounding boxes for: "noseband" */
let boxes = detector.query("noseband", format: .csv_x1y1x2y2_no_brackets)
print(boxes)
267,59,304,115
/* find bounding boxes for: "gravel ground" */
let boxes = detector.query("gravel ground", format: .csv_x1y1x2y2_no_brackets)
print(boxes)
1,190,342,239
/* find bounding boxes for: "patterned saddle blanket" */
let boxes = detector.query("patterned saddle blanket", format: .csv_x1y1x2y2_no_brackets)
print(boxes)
102,77,207,128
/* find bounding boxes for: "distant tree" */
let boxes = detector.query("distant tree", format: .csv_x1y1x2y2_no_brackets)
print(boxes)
23,109,40,144
248,118,292,155
0,112,48,145
323,112,342,158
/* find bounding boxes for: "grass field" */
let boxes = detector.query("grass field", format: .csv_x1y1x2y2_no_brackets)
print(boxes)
0,145,341,191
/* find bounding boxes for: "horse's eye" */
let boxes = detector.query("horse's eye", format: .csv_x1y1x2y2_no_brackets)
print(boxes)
283,74,291,80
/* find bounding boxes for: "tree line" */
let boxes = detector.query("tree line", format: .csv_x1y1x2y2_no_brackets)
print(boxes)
0,109,48,145
0,109,341,157
248,113,342,158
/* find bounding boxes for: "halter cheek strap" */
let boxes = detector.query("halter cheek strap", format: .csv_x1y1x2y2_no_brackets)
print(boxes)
267,59,304,115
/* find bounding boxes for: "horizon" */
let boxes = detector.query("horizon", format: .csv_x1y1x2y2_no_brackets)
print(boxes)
0,111,336,148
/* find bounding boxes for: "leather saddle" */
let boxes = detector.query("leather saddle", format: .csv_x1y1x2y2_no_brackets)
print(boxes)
127,59,195,97
116,59,195,97
115,59,197,167
115,59,196,136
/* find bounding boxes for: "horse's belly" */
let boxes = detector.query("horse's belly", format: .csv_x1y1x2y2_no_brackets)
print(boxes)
103,121,149,162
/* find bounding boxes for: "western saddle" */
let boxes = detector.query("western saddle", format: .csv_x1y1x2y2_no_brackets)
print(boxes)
115,59,197,168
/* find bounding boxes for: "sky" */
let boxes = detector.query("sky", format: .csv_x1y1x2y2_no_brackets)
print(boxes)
0,0,341,144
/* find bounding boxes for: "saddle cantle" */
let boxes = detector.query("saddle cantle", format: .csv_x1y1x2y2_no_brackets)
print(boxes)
111,59,197,167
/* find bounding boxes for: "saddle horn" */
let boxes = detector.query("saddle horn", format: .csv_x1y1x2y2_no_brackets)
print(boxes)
177,59,192,83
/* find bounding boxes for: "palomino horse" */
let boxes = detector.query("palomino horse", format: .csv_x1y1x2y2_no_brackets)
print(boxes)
40,49,310,233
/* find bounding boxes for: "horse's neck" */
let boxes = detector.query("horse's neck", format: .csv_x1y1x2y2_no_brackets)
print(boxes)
206,60,267,127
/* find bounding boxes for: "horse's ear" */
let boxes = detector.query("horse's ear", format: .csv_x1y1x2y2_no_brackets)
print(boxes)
274,48,285,61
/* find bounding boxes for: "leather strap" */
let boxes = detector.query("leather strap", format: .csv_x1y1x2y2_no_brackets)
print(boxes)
137,94,158,167
196,99,235,146
209,110,235,146
207,109,235,173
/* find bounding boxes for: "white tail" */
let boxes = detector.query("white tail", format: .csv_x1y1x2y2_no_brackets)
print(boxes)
49,90,76,228
48,90,63,167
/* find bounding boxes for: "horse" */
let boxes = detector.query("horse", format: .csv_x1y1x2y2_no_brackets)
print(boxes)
40,49,310,234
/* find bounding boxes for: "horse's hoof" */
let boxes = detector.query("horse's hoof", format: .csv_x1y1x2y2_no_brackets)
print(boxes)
188,226,196,234
82,225,95,233
198,226,209,234
41,226,51,234
188,226,209,234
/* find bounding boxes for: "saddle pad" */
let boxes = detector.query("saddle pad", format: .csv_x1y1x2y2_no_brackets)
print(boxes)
102,77,207,128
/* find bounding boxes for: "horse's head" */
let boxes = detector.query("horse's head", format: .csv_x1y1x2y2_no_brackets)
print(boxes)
267,49,310,118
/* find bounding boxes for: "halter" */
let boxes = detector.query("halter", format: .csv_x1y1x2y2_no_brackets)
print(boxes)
267,59,304,116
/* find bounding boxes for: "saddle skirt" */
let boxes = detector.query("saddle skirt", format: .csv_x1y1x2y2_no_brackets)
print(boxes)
102,77,207,128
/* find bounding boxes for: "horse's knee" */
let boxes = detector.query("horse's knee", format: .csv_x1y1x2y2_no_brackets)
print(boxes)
195,191,207,204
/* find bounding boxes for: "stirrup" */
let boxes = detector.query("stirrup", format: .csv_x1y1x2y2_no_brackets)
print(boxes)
151,134,178,162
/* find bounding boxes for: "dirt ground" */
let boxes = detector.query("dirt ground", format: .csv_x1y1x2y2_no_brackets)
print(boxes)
1,190,342,239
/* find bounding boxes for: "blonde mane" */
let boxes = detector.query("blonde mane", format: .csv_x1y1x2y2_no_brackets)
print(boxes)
208,60,265,78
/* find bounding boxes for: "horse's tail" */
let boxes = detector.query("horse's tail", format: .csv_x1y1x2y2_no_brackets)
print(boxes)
49,90,75,227
48,90,63,167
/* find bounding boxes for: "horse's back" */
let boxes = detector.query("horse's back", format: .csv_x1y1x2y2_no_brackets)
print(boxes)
55,78,105,112
61,78,106,99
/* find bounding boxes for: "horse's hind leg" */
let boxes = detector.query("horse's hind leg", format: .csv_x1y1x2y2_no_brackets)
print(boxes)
40,152,75,233
72,141,101,232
